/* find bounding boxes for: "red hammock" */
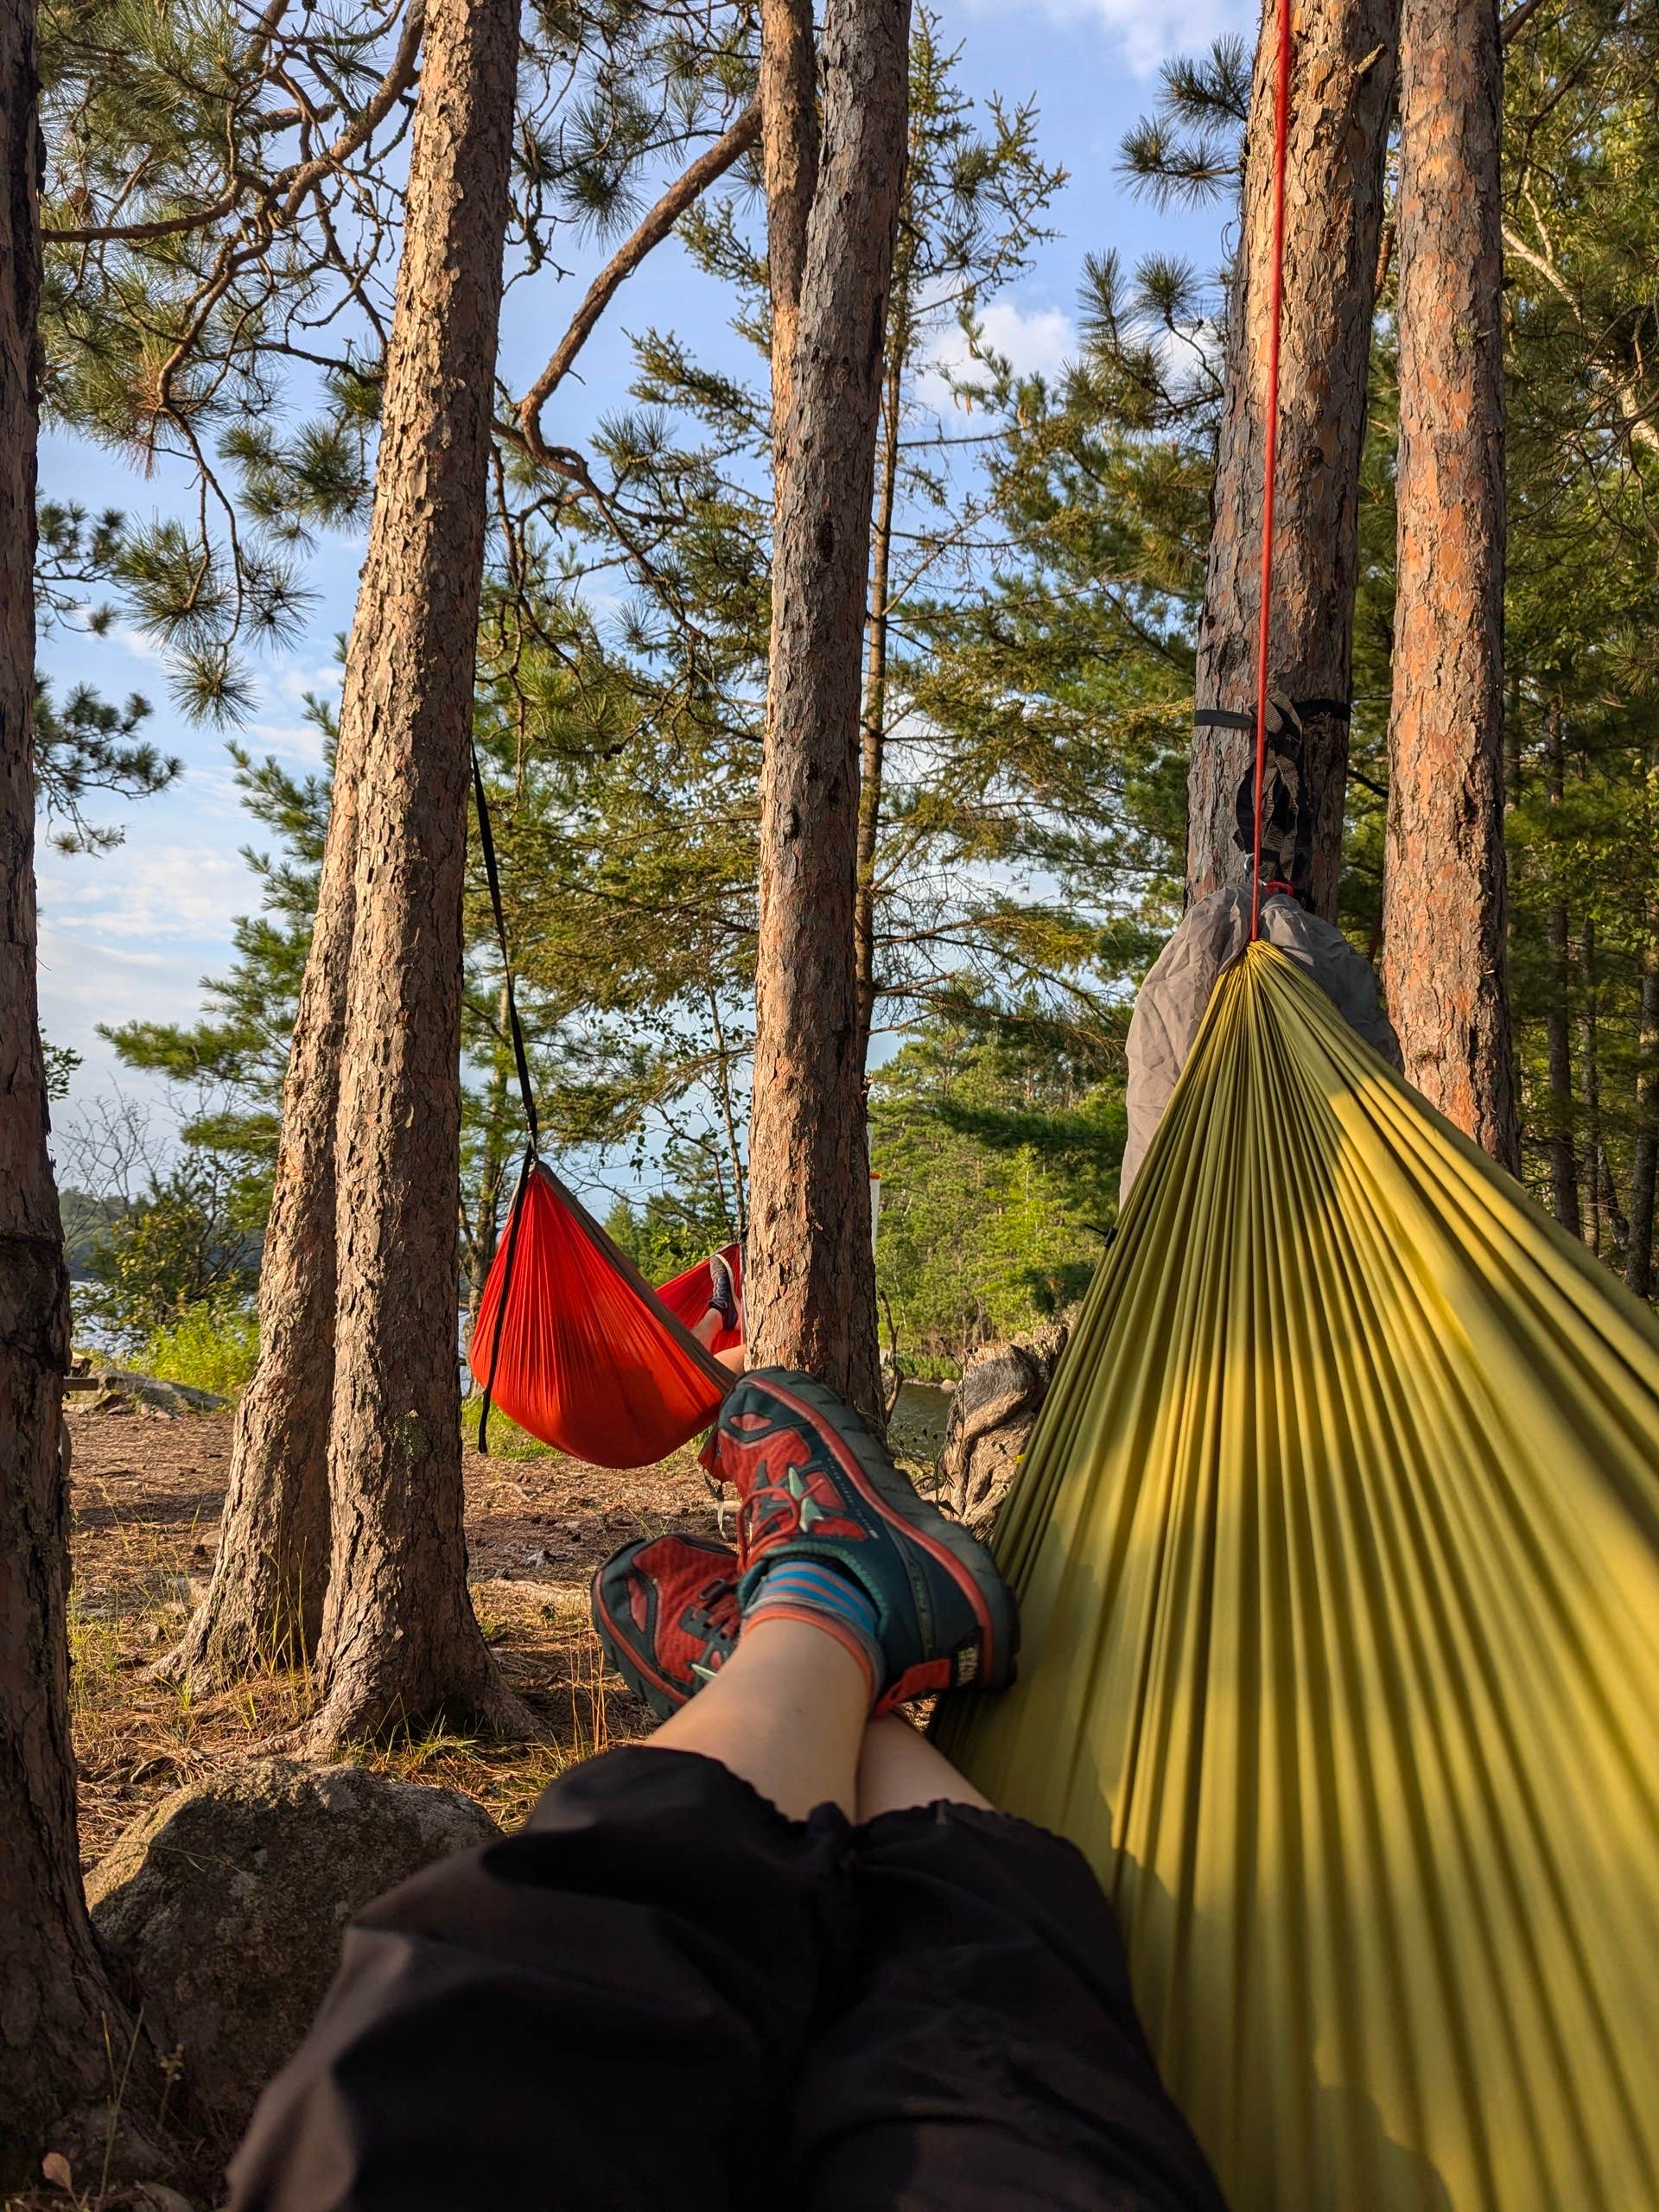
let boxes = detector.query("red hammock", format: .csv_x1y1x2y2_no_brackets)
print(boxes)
468,1160,735,1468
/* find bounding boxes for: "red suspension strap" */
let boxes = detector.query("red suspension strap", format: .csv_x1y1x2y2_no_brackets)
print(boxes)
1250,0,1294,943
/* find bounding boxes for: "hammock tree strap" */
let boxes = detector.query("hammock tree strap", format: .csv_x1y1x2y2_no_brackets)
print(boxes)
470,745,539,1154
469,748,538,1452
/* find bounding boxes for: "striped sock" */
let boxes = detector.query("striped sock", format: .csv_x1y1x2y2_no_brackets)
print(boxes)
742,1556,884,1701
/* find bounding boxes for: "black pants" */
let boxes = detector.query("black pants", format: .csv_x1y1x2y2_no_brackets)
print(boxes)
229,1747,1228,2211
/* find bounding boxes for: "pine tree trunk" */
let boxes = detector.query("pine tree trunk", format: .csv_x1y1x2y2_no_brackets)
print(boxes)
747,0,910,1420
304,0,530,1752
1544,706,1580,1236
854,348,902,1069
1626,801,1659,1296
0,3,149,2171
168,724,361,1682
1581,918,1602,1257
1187,0,1399,919
1380,0,1519,1169
760,0,819,435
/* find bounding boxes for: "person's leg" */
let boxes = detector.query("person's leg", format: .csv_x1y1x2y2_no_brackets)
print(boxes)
856,1708,993,1819
690,1304,747,1370
795,1712,1230,2212
230,1369,1018,2212
227,1621,870,2212
654,1616,868,1818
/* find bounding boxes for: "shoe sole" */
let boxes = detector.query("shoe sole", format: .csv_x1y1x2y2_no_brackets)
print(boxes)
734,1370,1019,1695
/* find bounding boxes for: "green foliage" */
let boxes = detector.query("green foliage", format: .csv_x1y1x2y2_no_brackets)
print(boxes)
78,1155,259,1351
871,1020,1125,1371
139,1300,261,1395
603,1140,741,1287
42,1039,81,1103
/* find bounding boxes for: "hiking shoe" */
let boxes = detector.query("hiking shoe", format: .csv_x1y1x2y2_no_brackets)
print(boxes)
706,1248,741,1333
703,1368,1018,1714
591,1533,740,1721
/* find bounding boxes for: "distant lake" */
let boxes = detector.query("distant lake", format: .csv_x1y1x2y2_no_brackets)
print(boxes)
888,1377,951,1461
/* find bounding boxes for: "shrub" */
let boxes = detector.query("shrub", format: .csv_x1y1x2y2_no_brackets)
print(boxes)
139,1301,260,1397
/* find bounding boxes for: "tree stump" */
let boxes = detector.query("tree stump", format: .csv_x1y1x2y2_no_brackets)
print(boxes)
937,1319,1070,1541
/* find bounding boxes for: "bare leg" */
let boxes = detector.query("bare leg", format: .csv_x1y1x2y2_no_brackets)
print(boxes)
652,1617,868,1820
690,1309,747,1373
855,1711,994,1822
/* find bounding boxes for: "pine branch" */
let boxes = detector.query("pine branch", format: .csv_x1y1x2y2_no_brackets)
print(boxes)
45,181,245,246
1501,0,1552,45
518,99,760,460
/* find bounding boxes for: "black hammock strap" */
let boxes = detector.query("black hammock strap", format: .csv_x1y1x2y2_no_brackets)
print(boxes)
1193,696,1352,733
471,746,539,1154
470,747,538,1454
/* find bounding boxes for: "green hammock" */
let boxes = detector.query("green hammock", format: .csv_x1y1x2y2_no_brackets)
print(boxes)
935,941,1659,2212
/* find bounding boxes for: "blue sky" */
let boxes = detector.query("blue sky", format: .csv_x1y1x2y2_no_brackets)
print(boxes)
36,0,1252,1147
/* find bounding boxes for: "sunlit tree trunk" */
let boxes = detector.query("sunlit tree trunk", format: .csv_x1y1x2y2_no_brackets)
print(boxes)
168,725,360,1681
747,0,910,1419
1381,0,1519,1168
855,346,903,1070
1543,705,1581,1236
1188,0,1399,918
304,0,530,1752
1628,861,1659,1296
760,0,818,436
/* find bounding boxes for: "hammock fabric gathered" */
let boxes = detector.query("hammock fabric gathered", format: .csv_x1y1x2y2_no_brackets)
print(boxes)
468,1160,734,1468
934,943,1659,2212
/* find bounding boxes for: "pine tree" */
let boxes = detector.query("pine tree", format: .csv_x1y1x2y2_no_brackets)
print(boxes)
1183,0,1398,917
0,0,153,2171
747,0,912,1418
1382,0,1517,1166
302,0,531,1753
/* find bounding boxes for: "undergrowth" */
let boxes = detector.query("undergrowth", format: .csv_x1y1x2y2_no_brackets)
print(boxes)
137,1306,259,1397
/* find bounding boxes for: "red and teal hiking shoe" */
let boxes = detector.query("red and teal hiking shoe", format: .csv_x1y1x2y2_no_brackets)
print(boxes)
591,1533,740,1721
702,1368,1018,1715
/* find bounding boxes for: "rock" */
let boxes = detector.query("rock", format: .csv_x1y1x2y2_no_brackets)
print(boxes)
936,1320,1071,1540
87,1758,499,2146
64,1368,227,1415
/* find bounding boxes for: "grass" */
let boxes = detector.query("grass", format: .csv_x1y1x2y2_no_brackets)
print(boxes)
460,1395,553,1459
137,1306,259,1398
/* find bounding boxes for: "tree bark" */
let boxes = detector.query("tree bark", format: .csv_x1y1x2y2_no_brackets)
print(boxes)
1187,0,1399,919
1580,916,1602,1256
1380,0,1519,1169
854,342,903,1069
1626,766,1659,1295
1543,705,1580,1236
168,722,362,1683
0,1,149,2173
747,0,910,1421
760,0,819,435
304,0,530,1753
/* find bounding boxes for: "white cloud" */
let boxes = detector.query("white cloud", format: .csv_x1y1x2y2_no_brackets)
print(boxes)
922,299,1077,411
272,656,343,703
245,717,330,767
963,0,1254,76
39,842,251,944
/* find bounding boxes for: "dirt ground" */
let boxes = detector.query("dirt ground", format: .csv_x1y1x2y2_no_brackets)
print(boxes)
66,1401,725,1870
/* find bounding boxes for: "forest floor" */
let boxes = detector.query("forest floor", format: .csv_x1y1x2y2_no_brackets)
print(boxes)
66,1399,720,1870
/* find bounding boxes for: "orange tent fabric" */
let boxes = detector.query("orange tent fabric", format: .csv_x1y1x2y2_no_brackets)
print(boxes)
468,1161,733,1467
656,1243,744,1357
